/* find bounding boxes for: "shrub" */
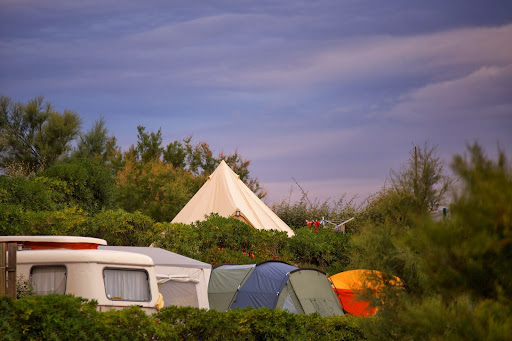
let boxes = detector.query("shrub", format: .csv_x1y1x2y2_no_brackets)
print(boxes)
0,205,88,236
0,295,366,340
289,227,351,275
1,295,105,340
40,158,117,213
80,209,161,246
272,194,361,233
0,175,67,211
154,215,292,266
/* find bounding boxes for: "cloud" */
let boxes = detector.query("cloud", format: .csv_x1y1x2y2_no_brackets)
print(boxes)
386,64,512,121
226,24,512,89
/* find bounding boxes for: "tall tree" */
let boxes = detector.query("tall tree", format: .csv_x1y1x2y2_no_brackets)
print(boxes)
135,125,162,163
0,95,81,172
163,136,267,198
357,143,512,340
390,142,451,215
74,117,122,171
163,140,187,169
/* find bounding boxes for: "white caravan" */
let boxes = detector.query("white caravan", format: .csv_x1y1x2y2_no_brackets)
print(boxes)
1,236,163,313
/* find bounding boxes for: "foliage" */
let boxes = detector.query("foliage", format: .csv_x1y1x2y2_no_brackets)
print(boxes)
289,227,351,275
0,204,88,236
154,214,350,273
160,134,267,198
352,143,512,340
116,156,203,222
0,295,366,341
80,209,163,246
156,305,366,341
0,95,81,172
154,215,292,266
389,142,451,215
74,117,121,172
0,294,105,341
135,125,163,163
40,158,117,213
0,175,67,211
273,191,360,232
16,276,34,299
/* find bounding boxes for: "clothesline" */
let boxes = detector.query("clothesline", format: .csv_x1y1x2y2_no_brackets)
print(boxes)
305,217,354,233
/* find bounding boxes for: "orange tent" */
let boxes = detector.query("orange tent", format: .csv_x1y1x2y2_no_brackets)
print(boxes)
329,269,402,316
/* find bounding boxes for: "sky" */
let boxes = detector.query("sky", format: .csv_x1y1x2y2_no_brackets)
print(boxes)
1,0,511,205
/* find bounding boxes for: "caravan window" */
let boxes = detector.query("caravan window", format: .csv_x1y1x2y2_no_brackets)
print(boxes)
30,266,67,295
103,268,151,302
159,280,199,308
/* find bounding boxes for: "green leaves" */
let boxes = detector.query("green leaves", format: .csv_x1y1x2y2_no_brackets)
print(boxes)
0,95,81,172
1,295,366,340
350,143,512,339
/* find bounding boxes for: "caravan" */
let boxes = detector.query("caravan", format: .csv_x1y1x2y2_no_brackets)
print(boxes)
1,236,163,313
99,245,211,309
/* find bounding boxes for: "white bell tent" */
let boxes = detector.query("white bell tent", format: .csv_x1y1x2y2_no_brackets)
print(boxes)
171,160,294,237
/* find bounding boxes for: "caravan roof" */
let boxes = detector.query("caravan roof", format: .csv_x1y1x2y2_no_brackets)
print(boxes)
99,246,210,268
0,235,107,249
17,249,153,266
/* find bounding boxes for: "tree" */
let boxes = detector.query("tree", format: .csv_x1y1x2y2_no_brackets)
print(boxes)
74,117,121,170
354,143,512,340
390,142,451,215
0,95,81,173
350,143,453,298
162,136,267,198
116,154,204,222
135,125,162,163
163,140,187,169
40,158,117,213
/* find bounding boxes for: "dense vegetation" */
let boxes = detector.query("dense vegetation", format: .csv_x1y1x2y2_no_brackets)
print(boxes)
1,95,511,339
0,295,365,340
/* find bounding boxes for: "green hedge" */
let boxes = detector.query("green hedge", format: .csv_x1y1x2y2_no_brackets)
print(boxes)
0,208,351,274
0,295,366,340
153,214,351,274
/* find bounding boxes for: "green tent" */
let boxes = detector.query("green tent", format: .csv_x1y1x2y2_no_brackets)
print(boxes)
208,264,256,312
276,268,344,317
209,261,344,317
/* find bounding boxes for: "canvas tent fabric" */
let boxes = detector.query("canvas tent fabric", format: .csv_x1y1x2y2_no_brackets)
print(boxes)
231,261,298,309
99,246,211,309
208,264,256,312
171,160,295,237
329,269,402,316
276,269,344,317
227,261,344,317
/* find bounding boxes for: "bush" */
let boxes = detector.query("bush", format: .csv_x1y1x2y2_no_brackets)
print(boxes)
350,144,512,340
40,158,117,213
154,214,351,274
0,295,366,340
80,209,162,246
289,227,351,275
1,295,105,340
273,194,361,233
0,175,67,211
116,158,203,222
0,205,88,236
154,215,292,266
